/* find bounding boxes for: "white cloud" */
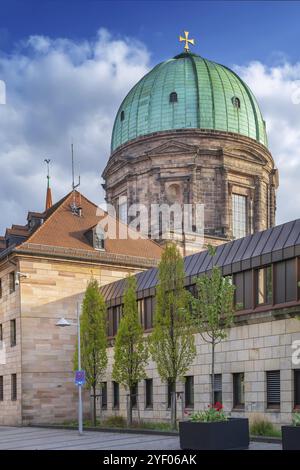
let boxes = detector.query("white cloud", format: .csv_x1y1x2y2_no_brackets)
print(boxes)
236,61,300,225
0,28,150,233
0,30,300,234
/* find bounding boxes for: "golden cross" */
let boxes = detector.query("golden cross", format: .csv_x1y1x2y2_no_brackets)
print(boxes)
179,31,195,52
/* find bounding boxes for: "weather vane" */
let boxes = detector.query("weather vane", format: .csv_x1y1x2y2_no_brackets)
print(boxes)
44,158,51,188
179,31,195,52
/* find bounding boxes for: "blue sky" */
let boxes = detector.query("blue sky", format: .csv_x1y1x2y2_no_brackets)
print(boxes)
0,1,300,232
1,1,300,66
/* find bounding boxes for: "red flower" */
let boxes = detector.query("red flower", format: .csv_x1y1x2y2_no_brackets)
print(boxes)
213,402,223,411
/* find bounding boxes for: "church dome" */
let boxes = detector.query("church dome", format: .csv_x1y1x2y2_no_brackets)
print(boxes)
111,52,267,153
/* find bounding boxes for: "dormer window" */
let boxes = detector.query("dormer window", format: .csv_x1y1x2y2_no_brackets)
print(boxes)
120,110,125,121
93,226,105,251
232,96,241,109
169,92,178,103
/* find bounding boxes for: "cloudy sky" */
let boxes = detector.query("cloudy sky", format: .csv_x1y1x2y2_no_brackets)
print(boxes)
0,1,300,233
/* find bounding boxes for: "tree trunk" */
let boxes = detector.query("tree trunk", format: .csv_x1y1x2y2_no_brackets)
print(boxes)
127,387,133,427
211,341,215,406
93,385,97,427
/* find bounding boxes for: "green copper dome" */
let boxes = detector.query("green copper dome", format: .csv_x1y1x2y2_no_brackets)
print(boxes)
111,52,267,152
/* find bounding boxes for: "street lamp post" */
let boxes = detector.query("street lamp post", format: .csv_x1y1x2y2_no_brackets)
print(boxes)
56,302,83,435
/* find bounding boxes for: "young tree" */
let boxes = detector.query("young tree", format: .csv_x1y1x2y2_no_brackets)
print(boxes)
112,275,148,427
149,243,196,429
192,245,235,406
74,279,108,426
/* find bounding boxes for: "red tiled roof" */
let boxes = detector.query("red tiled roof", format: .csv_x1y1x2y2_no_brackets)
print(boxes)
20,191,162,259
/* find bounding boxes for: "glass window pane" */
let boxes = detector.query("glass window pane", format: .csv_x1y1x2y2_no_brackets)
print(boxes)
232,194,247,239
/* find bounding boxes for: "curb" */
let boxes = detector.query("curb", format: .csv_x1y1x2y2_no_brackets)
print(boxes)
250,435,282,444
28,425,283,443
29,424,179,437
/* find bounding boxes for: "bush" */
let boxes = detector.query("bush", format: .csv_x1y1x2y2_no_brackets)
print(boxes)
188,403,228,423
250,415,281,437
100,416,127,428
292,412,300,426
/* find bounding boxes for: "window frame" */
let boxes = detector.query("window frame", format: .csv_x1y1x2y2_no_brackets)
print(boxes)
256,265,273,307
10,319,16,347
232,193,247,239
233,372,245,409
145,378,153,409
11,373,17,401
266,370,281,410
184,376,194,409
112,381,120,409
294,369,300,409
101,382,107,410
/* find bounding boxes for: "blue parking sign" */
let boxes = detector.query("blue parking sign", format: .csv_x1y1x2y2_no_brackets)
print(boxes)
75,370,86,386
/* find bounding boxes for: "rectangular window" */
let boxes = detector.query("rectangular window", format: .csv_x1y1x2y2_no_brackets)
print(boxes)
112,306,121,337
0,323,2,341
119,201,128,225
233,373,245,409
0,279,2,299
9,272,16,294
294,370,300,408
145,379,153,409
11,374,17,401
0,376,3,401
144,297,154,330
167,379,175,409
185,376,194,408
212,374,222,404
232,194,247,239
266,370,280,409
112,381,119,409
101,382,107,409
10,319,16,347
257,266,273,305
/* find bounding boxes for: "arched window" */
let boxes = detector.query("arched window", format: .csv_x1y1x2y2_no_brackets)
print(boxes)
120,110,125,121
169,92,178,103
231,96,241,109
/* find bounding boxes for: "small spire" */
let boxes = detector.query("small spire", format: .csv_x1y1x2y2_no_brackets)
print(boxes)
44,159,53,211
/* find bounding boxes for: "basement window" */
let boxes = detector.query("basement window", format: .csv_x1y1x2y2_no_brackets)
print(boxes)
169,92,178,103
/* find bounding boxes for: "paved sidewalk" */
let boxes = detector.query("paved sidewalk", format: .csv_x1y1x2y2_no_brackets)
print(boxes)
0,426,282,450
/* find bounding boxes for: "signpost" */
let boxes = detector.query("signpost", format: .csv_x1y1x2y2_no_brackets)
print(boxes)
75,370,86,386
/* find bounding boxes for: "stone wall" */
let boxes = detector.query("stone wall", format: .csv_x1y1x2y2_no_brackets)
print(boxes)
1,254,145,426
103,129,278,254
0,258,22,425
100,314,300,426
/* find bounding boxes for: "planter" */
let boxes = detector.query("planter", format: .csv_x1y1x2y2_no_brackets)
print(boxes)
179,418,249,450
282,425,300,450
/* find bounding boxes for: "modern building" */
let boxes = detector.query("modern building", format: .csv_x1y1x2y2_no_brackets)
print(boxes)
0,190,162,425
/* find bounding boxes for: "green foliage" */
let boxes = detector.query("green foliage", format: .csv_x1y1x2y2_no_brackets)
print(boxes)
250,416,281,437
74,279,108,390
188,403,228,423
149,243,196,383
192,246,235,345
292,412,300,426
191,244,235,406
112,275,148,389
